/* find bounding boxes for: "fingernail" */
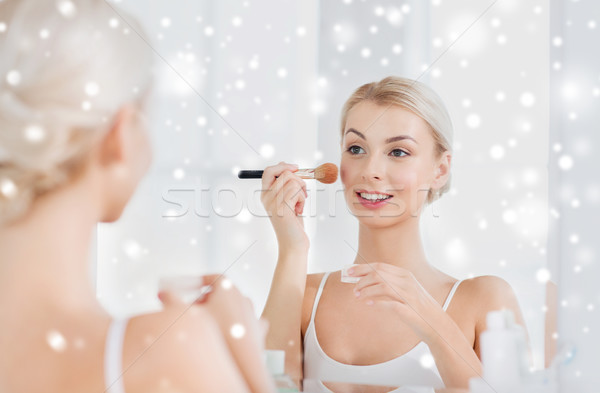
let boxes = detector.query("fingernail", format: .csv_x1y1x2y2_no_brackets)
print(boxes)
354,290,360,298
347,268,354,275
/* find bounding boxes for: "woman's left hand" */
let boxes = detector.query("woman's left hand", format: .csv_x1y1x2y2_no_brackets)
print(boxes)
348,263,447,342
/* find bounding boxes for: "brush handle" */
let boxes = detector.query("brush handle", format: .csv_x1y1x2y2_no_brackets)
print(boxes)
238,170,264,179
237,169,315,179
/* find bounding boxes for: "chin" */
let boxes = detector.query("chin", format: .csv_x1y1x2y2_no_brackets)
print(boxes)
352,210,414,229
100,204,128,223
100,214,121,224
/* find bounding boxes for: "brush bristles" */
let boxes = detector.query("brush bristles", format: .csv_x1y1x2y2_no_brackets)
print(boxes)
314,163,338,184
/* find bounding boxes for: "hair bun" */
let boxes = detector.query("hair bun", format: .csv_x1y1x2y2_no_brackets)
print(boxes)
0,0,153,226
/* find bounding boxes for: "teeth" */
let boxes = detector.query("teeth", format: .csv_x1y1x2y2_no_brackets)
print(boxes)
360,192,391,201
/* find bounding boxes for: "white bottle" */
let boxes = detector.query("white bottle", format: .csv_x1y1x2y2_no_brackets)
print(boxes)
479,310,522,391
504,309,530,378
264,350,299,393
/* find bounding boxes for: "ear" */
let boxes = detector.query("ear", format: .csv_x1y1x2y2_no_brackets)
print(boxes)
97,105,136,168
431,151,451,191
93,105,141,223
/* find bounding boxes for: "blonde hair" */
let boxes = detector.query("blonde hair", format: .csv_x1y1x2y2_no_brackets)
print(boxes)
0,0,153,225
340,76,453,204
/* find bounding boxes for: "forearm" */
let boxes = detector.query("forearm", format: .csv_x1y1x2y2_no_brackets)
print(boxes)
425,314,482,389
261,249,308,381
226,332,276,393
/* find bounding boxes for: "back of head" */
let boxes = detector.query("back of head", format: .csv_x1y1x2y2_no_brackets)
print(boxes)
340,76,454,204
0,0,153,225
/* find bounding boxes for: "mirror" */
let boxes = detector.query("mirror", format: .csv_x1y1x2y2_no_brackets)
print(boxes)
95,0,555,376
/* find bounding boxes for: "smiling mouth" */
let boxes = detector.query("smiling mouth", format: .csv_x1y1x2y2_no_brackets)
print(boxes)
356,191,393,202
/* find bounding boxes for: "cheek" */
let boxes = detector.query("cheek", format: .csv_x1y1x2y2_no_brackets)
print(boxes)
136,128,153,173
389,170,419,192
339,157,353,187
142,133,153,170
340,157,365,191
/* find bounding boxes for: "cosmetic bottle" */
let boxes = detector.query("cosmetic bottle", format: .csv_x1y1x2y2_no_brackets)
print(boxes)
264,350,299,392
504,308,530,379
469,310,557,393
478,310,522,391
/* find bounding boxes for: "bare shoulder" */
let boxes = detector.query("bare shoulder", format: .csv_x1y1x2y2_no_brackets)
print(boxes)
121,305,248,393
301,272,327,338
306,272,327,292
461,275,529,358
460,275,520,309
458,275,524,324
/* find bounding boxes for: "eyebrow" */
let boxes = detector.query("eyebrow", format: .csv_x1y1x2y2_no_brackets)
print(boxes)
345,128,418,144
385,135,418,144
345,128,366,139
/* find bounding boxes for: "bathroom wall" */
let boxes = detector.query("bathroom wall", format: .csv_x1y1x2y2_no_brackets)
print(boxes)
550,0,600,390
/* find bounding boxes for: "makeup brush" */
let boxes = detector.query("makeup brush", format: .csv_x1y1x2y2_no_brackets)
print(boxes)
238,162,338,184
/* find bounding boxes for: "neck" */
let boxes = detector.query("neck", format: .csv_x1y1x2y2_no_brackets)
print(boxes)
0,180,102,313
354,217,434,278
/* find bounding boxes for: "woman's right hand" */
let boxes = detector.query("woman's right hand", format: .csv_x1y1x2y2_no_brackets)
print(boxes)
260,162,309,253
159,275,275,393
198,274,275,393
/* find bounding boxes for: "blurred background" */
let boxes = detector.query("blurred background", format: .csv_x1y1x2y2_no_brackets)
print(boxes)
95,0,551,371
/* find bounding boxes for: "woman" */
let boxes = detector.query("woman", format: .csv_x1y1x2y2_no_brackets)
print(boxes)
0,1,274,392
260,76,529,391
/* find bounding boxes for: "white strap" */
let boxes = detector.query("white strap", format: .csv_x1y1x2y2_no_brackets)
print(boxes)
309,272,331,326
442,280,462,311
104,318,129,393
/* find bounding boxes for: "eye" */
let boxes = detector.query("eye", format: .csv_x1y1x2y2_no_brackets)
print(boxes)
348,145,365,155
390,148,408,157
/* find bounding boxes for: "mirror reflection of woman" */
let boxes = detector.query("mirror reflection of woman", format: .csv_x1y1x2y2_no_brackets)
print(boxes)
0,1,274,392
260,76,530,391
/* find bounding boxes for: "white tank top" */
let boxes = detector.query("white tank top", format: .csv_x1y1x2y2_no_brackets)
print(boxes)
104,318,129,393
303,272,463,392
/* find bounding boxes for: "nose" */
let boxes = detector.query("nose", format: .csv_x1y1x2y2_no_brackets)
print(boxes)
361,155,384,182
